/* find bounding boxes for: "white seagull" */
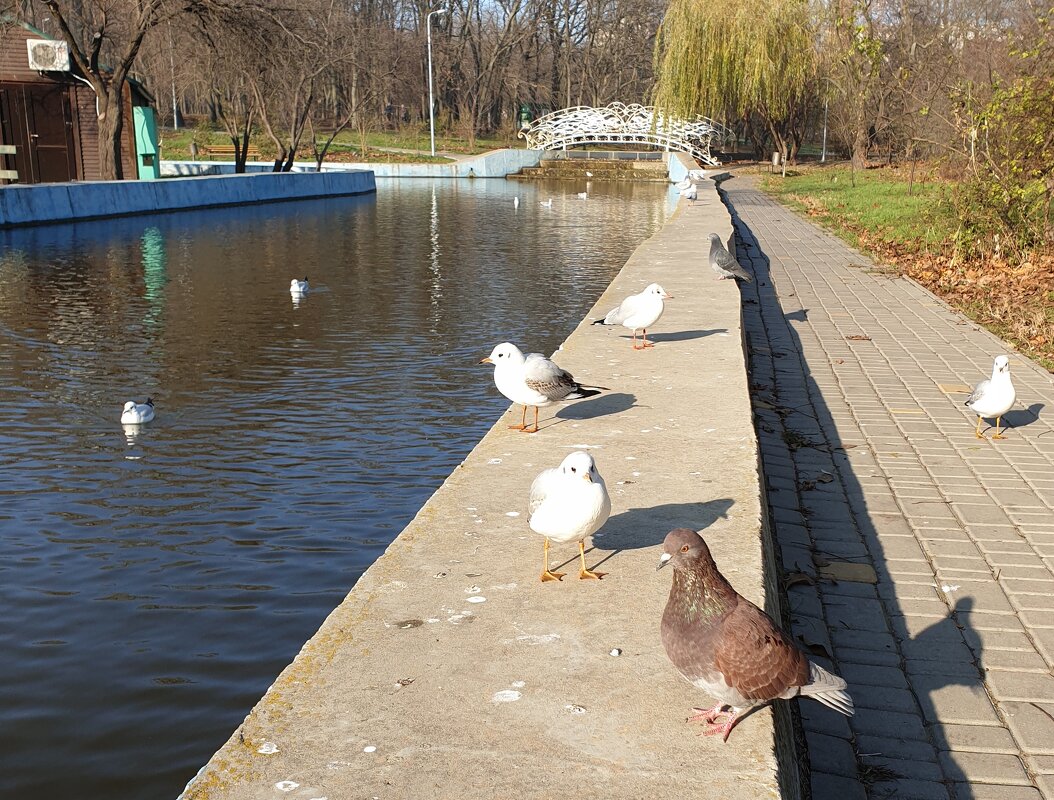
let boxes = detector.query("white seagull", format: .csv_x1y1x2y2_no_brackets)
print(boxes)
577,191,588,200
479,342,605,433
674,176,692,191
965,355,1016,439
592,282,673,350
514,197,520,209
121,398,155,425
540,198,553,208
528,451,611,581
290,277,309,295
680,183,698,202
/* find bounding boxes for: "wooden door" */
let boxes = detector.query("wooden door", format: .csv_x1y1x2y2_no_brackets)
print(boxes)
25,83,77,183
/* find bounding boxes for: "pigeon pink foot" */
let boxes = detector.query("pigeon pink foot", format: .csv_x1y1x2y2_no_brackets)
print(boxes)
687,703,728,724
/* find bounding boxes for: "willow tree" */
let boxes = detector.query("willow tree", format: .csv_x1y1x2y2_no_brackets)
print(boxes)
652,0,815,163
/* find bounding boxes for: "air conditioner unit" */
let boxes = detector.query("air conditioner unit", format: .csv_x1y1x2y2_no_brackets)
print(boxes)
27,39,71,72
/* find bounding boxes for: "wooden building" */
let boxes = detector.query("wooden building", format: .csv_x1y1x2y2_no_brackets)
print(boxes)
0,20,155,184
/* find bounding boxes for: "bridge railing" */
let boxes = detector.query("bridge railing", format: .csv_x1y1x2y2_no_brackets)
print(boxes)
519,103,733,166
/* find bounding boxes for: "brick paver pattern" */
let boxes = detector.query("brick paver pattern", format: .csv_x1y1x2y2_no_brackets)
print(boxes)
725,179,1054,800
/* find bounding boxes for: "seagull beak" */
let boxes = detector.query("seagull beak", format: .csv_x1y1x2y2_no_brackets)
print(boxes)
657,553,672,571
582,473,593,482
665,293,674,299
479,357,493,365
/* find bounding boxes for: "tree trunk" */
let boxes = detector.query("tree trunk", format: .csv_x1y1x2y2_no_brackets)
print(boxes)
851,124,869,170
97,88,123,181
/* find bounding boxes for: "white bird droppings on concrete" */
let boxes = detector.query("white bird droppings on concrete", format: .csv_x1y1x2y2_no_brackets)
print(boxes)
565,704,586,714
506,511,520,517
941,584,960,592
512,680,526,688
257,741,279,754
275,781,299,791
363,745,377,753
488,458,502,465
465,586,481,594
492,690,522,702
609,648,622,657
466,596,486,604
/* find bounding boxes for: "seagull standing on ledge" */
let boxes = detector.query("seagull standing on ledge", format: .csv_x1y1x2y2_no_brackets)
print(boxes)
528,451,611,581
708,233,753,282
121,398,155,425
592,282,672,350
965,355,1016,439
659,528,853,741
480,343,605,433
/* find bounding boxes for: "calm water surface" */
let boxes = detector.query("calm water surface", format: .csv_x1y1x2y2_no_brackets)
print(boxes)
0,177,673,798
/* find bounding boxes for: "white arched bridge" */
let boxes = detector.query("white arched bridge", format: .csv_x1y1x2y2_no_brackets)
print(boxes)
519,103,732,166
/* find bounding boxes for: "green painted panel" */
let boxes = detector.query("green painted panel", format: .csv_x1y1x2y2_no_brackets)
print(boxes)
133,106,160,180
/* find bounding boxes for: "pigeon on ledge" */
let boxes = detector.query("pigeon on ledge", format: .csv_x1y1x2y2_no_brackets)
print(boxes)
708,233,752,282
658,528,853,741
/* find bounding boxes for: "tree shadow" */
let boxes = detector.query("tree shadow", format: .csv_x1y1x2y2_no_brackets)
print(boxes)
554,391,636,421
727,190,982,798
621,328,728,343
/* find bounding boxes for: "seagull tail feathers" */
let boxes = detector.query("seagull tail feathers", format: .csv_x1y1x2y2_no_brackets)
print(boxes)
800,662,854,716
569,385,606,399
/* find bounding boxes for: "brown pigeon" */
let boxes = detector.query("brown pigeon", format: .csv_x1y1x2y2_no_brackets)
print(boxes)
658,528,853,741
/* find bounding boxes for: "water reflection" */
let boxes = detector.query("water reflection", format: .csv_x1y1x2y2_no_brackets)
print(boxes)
0,178,671,799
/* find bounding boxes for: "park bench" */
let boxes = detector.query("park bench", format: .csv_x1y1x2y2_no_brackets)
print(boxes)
203,144,261,160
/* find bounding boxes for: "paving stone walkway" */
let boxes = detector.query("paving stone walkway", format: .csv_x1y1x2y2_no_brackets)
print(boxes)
725,178,1054,800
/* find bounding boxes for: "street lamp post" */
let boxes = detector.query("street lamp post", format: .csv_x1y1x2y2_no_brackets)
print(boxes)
427,8,447,157
821,94,828,163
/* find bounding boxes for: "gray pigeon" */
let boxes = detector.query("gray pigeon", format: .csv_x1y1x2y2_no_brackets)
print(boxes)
658,528,853,741
708,233,752,282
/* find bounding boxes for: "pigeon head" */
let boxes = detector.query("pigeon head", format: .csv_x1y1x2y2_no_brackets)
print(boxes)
657,528,710,571
645,283,672,299
560,450,599,482
708,233,722,244
994,355,1010,374
479,342,524,366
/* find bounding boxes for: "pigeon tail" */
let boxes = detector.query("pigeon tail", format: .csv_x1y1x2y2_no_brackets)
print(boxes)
798,662,854,716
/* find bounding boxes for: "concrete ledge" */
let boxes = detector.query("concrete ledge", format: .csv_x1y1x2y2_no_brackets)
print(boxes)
180,162,796,800
0,171,376,228
162,148,544,179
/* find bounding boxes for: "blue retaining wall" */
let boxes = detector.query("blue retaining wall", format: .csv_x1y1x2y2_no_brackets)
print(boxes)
163,148,545,179
0,171,376,229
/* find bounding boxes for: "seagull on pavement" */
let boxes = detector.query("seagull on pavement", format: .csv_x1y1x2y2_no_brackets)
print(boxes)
965,355,1016,439
528,451,611,581
592,283,672,350
480,343,606,433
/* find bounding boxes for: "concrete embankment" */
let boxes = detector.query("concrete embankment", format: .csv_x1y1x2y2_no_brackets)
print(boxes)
0,171,375,229
181,160,796,800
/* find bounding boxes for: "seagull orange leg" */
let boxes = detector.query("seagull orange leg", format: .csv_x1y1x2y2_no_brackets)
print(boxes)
992,416,1006,440
641,328,654,348
975,415,985,439
632,328,645,350
540,538,565,582
508,405,528,431
578,540,605,580
522,406,540,433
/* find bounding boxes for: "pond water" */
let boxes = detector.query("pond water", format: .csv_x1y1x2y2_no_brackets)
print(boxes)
0,177,674,798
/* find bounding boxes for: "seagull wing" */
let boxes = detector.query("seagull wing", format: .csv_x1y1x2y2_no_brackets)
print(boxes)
965,378,990,407
523,353,579,401
528,467,560,517
603,291,643,325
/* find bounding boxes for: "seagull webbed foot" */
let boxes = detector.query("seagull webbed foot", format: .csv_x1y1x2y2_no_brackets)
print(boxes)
540,570,566,582
578,568,605,580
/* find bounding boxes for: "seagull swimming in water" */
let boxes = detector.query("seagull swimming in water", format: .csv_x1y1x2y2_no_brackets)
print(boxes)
290,277,309,295
965,355,1016,439
513,196,519,209
592,282,672,350
480,342,605,433
528,451,611,581
540,198,553,208
121,398,155,425
577,191,588,200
